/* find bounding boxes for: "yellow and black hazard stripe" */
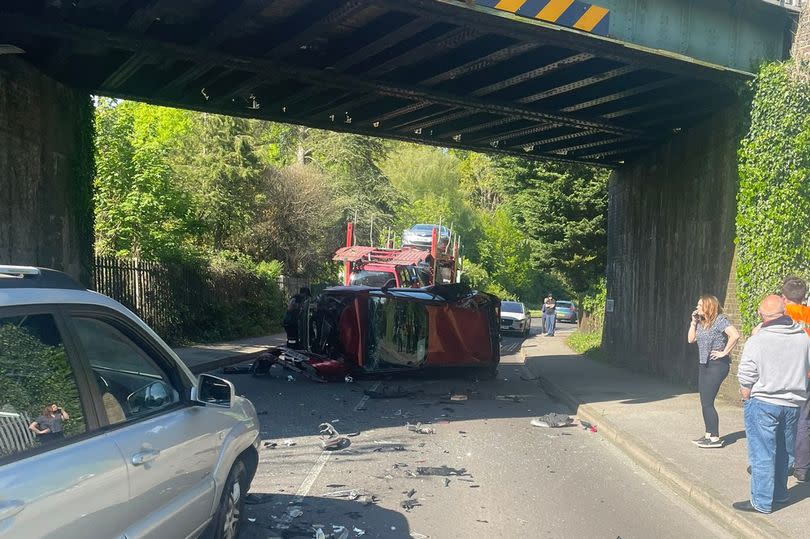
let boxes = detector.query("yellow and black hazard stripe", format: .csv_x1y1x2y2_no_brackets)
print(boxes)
476,0,610,36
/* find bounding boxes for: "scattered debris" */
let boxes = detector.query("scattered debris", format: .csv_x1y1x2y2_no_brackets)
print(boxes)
287,375,296,382
247,517,256,523
443,478,451,487
450,394,468,401
283,439,296,447
244,493,274,505
530,413,575,428
314,527,326,539
353,527,366,536
286,507,303,519
401,499,422,511
496,394,525,403
364,385,417,399
320,422,351,451
410,533,428,539
263,441,278,449
406,422,435,434
404,488,417,498
344,375,354,383
416,466,469,477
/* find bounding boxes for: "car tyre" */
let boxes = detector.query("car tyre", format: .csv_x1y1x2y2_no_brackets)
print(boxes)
210,459,248,539
522,326,530,337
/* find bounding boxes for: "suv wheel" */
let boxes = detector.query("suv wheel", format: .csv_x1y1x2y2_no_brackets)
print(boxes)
211,460,247,539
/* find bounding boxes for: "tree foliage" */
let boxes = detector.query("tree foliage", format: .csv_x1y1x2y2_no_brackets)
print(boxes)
737,61,810,331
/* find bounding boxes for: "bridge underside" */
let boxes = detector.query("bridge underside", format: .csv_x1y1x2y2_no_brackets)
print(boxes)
1,0,747,166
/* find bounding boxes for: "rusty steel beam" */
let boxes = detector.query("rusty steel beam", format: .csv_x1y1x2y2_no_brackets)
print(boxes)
418,41,540,86
511,129,601,150
560,77,679,112
330,16,433,71
364,26,480,78
516,65,639,104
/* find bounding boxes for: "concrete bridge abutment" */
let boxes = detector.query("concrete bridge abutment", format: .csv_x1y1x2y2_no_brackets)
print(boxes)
0,57,94,285
603,102,747,400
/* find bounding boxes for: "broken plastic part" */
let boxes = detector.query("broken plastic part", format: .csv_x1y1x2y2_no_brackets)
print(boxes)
406,422,435,434
344,375,353,383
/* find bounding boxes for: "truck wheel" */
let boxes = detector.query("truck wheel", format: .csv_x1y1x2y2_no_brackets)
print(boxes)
210,460,248,539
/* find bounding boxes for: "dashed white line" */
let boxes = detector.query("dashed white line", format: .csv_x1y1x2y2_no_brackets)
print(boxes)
294,381,381,500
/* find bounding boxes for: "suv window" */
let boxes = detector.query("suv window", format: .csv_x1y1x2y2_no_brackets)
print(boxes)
0,314,87,460
70,316,180,426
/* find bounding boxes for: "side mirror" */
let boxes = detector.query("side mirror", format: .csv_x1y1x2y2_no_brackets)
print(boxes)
192,374,234,408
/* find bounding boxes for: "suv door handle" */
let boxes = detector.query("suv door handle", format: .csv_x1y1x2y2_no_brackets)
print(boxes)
0,499,25,520
131,449,161,466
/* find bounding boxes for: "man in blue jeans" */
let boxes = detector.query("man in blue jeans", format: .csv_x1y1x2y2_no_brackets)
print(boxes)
735,295,810,514
542,294,556,336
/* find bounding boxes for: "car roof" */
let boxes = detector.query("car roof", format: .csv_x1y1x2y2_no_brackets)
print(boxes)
502,300,524,306
0,266,194,380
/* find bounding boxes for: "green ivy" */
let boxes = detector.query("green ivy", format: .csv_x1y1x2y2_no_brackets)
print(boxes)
737,61,810,332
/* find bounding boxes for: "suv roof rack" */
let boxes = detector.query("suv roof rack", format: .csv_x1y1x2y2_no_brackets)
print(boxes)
0,265,85,290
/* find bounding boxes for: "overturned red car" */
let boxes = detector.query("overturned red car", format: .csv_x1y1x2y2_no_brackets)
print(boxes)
253,283,500,381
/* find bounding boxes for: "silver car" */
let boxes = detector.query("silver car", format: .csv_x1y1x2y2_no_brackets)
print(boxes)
402,224,451,251
0,266,260,539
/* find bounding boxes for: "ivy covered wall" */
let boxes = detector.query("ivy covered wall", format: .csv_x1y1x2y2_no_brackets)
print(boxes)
736,61,810,331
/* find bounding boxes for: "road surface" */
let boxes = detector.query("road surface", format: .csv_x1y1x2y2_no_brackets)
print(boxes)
220,325,731,539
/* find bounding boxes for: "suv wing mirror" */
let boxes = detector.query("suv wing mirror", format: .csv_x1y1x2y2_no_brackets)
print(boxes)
192,374,234,408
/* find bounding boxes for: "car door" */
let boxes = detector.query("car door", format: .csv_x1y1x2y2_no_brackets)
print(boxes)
0,308,129,539
64,309,227,539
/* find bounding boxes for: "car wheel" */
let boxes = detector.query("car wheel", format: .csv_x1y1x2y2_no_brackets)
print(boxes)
210,459,248,539
523,326,529,337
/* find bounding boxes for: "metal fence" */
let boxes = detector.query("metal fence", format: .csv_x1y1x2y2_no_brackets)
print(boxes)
0,412,36,458
92,256,287,343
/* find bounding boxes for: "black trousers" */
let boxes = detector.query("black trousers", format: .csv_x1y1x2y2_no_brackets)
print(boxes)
698,359,730,436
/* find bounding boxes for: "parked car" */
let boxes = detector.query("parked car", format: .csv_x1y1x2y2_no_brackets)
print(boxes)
0,265,260,539
555,300,578,323
500,300,531,336
401,224,451,251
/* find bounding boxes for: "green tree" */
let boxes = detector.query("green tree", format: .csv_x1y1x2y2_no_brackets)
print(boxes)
94,99,195,259
507,161,609,296
173,114,263,250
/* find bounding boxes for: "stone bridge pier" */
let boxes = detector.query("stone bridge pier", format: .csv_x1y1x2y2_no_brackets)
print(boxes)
0,57,94,285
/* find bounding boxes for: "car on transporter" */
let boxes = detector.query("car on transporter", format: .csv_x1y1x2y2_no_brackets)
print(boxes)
0,265,260,539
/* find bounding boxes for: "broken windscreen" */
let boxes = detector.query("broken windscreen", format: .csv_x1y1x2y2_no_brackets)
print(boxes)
365,297,427,371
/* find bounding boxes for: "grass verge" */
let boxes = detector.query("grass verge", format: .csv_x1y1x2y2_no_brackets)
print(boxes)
566,329,606,362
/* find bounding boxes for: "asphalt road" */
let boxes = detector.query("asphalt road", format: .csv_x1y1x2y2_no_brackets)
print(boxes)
219,324,731,539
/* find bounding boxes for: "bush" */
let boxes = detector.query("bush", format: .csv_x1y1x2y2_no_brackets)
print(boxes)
566,330,604,361
737,61,810,331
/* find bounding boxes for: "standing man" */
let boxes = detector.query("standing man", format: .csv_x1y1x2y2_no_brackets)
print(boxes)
734,295,810,514
542,294,557,337
781,276,810,482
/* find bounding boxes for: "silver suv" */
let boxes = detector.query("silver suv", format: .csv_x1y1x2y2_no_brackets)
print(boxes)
0,266,260,539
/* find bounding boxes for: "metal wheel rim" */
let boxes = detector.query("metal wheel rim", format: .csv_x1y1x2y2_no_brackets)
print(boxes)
223,480,241,539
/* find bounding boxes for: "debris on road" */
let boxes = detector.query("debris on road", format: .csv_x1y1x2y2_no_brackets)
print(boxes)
263,441,278,449
286,507,303,519
449,394,468,401
344,375,354,383
364,385,418,399
401,499,422,511
404,488,417,498
530,413,575,428
353,527,366,536
416,465,469,477
443,478,451,487
580,420,598,433
320,422,352,451
406,422,435,434
283,439,296,447
287,375,296,382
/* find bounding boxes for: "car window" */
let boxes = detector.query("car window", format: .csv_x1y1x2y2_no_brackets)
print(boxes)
350,270,394,287
501,302,524,313
557,302,573,308
70,316,180,426
366,297,428,370
0,313,87,460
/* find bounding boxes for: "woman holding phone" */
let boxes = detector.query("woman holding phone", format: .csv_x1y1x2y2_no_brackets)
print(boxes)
29,403,69,444
687,295,740,448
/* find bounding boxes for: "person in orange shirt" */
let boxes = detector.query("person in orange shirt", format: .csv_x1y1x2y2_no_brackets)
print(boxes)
782,276,810,482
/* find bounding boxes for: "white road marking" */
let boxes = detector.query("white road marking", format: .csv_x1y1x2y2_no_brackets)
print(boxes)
294,381,381,501
353,381,380,412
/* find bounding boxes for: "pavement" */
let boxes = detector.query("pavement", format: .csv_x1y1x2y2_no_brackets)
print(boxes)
173,333,285,373
522,329,810,539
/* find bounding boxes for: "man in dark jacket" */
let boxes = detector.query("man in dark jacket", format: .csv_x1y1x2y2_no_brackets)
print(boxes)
734,295,810,514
